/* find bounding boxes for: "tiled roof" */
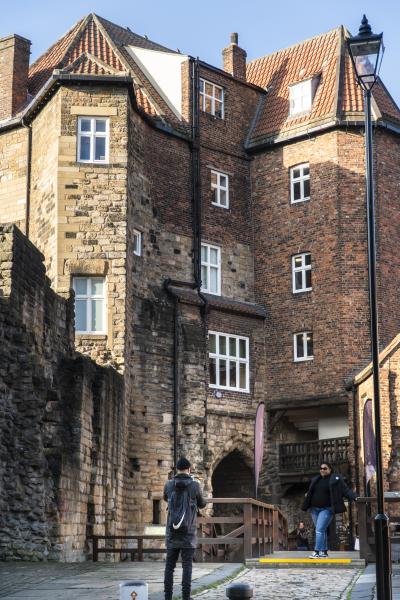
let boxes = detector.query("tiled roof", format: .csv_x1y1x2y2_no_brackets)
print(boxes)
246,27,400,146
27,13,176,121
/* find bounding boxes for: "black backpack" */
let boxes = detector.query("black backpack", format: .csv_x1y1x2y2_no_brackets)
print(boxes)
167,479,195,537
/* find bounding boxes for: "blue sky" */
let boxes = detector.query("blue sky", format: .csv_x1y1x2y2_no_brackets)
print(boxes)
2,0,399,106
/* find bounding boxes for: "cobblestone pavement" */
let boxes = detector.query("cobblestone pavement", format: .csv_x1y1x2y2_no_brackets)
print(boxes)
196,568,360,600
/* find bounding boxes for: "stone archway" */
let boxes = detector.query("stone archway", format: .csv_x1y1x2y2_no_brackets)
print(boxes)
212,449,254,499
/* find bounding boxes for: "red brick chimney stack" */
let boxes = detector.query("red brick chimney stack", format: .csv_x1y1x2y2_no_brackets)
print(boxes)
222,32,247,81
0,34,31,121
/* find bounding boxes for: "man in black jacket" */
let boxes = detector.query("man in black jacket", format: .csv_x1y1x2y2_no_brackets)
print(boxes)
163,457,206,600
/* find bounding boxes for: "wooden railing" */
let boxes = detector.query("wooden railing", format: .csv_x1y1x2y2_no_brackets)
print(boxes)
90,498,288,563
357,494,400,562
197,497,288,562
279,437,350,473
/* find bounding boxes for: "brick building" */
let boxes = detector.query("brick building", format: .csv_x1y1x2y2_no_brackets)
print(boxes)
1,14,400,559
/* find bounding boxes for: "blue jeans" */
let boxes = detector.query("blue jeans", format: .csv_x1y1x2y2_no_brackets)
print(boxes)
311,507,334,552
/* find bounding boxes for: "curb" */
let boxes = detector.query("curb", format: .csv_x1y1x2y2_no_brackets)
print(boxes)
348,565,376,600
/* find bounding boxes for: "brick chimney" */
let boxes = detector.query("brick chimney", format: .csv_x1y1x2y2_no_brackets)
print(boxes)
222,33,247,81
0,34,31,121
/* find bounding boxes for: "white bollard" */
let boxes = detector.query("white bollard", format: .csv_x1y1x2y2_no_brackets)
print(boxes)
119,580,148,600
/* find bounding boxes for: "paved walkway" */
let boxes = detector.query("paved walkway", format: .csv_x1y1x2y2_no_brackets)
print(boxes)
1,560,400,599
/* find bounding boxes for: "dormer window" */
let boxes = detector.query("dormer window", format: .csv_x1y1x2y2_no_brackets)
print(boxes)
289,78,318,117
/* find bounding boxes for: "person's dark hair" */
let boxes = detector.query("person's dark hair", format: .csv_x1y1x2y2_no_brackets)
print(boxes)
320,462,333,471
176,457,191,470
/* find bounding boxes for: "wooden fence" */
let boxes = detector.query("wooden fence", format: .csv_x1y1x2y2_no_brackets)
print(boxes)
90,497,288,563
357,494,400,562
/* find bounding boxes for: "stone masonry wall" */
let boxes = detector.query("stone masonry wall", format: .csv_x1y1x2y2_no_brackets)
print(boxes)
0,224,128,560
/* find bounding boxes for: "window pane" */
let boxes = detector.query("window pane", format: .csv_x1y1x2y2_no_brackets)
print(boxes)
295,271,302,290
293,181,301,201
91,299,103,332
239,339,246,359
80,136,91,161
205,82,213,95
303,166,309,176
80,119,91,132
74,279,87,295
292,168,300,179
205,97,212,113
210,267,218,293
305,254,311,266
220,174,227,188
220,189,227,206
211,172,217,186
294,256,302,268
95,137,106,161
215,102,223,118
214,86,223,100
303,178,310,198
219,336,226,355
201,245,208,261
229,338,237,357
95,119,106,132
219,359,227,386
296,335,304,358
201,265,208,289
209,357,216,385
210,248,218,265
209,334,216,353
306,333,313,356
229,361,236,388
239,363,246,389
75,300,87,331
305,270,312,288
91,278,104,295
199,79,204,92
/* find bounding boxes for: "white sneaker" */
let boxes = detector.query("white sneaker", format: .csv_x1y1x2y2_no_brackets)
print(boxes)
309,551,320,559
319,552,328,558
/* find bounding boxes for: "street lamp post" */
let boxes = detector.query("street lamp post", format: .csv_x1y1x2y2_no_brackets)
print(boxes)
347,15,391,600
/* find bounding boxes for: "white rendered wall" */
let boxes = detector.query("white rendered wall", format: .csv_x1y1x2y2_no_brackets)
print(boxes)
127,46,188,119
318,416,349,440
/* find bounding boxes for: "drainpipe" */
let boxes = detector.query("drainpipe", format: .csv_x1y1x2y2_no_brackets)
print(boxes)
21,117,32,238
163,57,207,471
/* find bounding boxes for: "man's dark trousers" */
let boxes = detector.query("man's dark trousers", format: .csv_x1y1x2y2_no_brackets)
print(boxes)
164,547,195,600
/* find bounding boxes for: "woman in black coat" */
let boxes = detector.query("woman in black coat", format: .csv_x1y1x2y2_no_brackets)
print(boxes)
302,462,357,558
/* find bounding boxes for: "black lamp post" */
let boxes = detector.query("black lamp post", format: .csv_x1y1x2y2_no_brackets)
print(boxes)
347,16,391,600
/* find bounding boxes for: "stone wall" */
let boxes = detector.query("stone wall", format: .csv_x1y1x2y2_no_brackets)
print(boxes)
0,224,128,560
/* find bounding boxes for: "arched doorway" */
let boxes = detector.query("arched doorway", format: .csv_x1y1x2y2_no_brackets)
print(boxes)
212,449,254,499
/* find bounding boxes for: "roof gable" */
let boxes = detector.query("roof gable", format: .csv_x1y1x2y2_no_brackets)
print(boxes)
246,27,400,147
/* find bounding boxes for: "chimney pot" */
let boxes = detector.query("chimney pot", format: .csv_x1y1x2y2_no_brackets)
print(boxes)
230,32,238,45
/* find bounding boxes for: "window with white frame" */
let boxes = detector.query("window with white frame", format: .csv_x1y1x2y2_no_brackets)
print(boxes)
294,332,313,362
211,170,229,208
77,117,109,163
290,163,310,203
292,253,312,293
199,79,224,118
73,276,106,334
289,79,312,116
201,243,221,295
133,229,142,256
209,332,249,392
